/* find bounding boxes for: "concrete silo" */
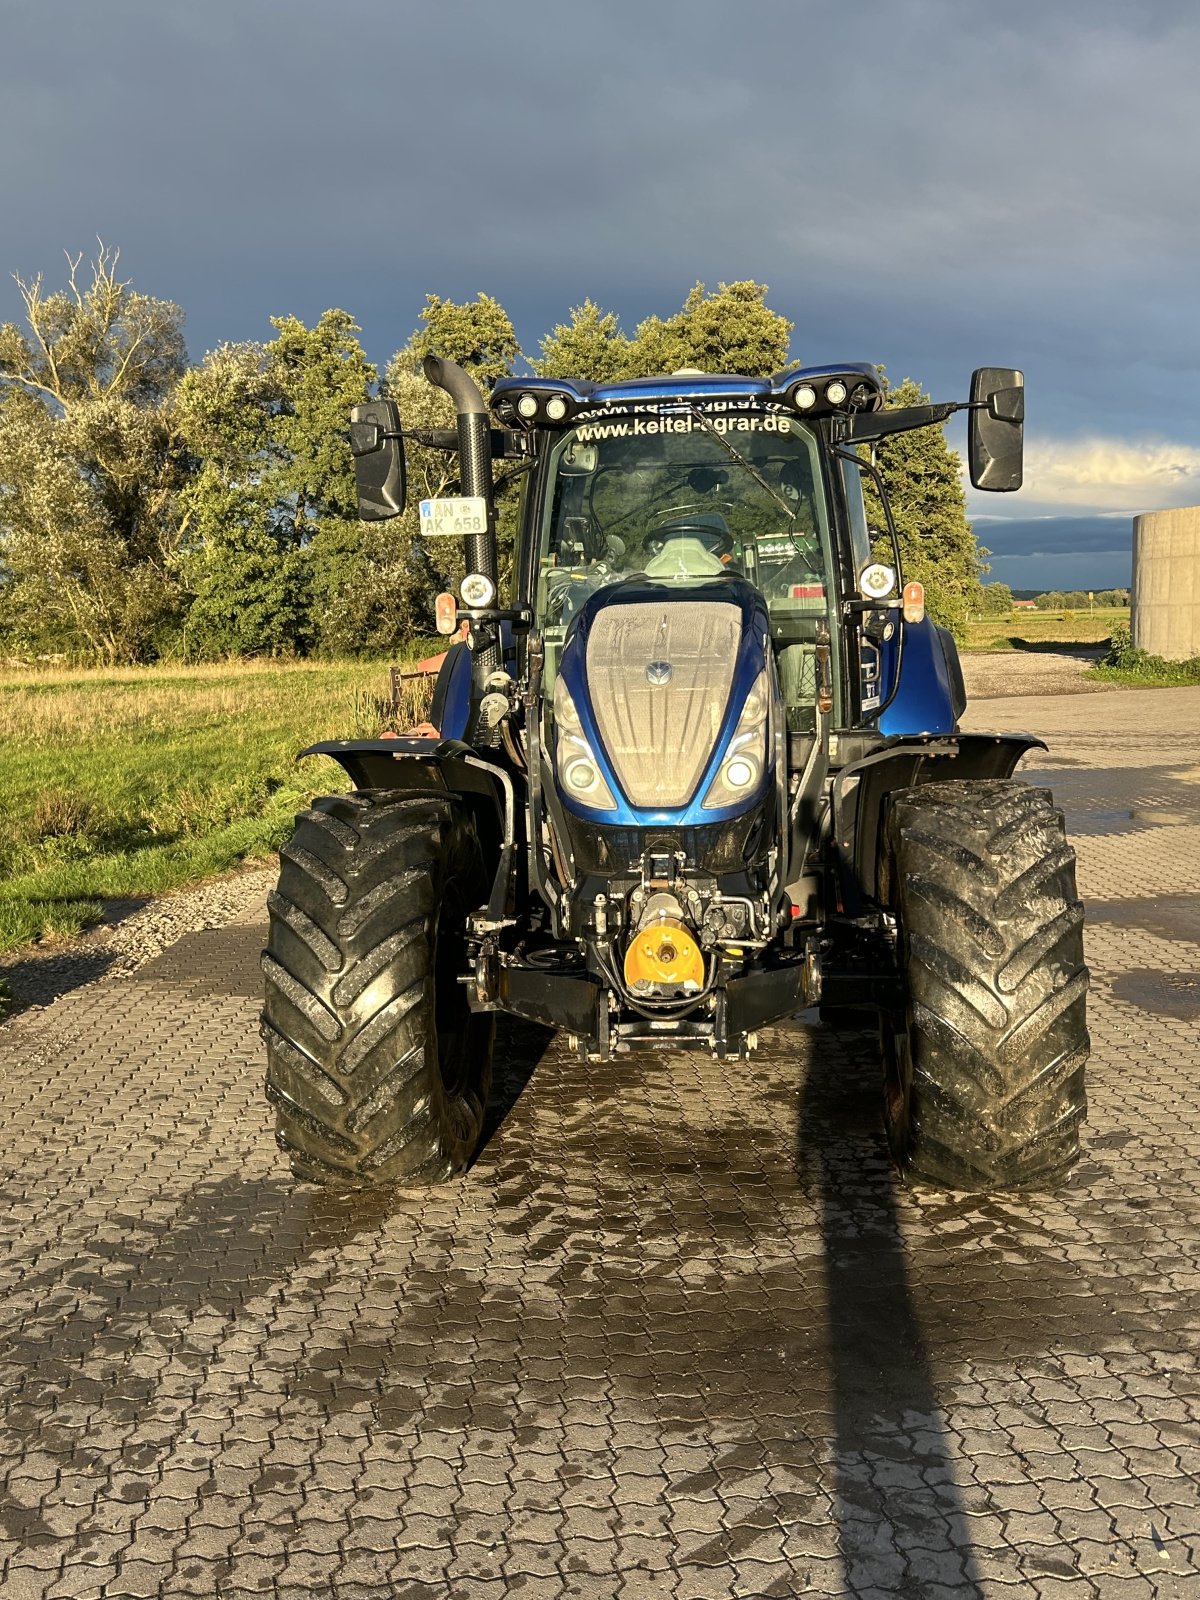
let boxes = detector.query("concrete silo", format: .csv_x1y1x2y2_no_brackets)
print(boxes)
1131,507,1200,661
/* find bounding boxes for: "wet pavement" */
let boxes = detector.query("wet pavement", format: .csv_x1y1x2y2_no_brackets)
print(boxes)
1,684,1199,1598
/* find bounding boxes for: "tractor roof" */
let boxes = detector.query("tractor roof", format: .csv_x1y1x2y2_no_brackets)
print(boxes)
490,364,885,429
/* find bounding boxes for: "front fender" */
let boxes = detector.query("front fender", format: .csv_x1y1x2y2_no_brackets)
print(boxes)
831,731,1047,913
878,617,967,735
299,738,518,922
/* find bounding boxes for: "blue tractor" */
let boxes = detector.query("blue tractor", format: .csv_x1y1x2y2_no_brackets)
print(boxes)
262,357,1088,1191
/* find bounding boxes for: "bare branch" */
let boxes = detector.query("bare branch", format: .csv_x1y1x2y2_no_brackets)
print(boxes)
65,251,85,309
0,372,69,407
106,328,150,399
14,270,66,406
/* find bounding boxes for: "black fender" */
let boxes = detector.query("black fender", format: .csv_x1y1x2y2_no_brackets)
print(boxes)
830,731,1047,914
298,738,519,927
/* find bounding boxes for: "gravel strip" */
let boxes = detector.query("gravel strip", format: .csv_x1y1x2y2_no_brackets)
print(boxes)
960,646,1109,699
0,859,275,1013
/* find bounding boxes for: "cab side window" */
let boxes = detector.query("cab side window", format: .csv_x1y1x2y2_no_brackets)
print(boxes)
840,455,873,577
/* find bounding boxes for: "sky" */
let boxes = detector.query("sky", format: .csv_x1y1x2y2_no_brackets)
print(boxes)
3,0,1199,590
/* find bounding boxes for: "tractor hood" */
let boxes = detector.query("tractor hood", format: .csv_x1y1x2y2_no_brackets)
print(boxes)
551,575,776,826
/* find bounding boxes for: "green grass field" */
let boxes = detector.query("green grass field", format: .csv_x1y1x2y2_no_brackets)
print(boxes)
0,657,436,953
961,607,1129,652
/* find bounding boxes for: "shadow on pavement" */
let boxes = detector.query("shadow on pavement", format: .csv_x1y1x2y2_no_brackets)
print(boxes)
477,1015,556,1158
0,897,151,1013
798,1023,985,1597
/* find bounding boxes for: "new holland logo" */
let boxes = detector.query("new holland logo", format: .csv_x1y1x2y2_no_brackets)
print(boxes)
645,661,673,685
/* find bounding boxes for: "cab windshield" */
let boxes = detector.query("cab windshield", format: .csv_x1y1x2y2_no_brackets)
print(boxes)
536,408,839,729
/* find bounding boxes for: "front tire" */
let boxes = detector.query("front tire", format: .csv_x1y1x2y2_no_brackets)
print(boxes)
262,790,494,1186
882,779,1089,1190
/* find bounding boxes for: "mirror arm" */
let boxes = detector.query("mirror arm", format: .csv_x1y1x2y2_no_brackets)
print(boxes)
403,426,526,457
841,401,961,442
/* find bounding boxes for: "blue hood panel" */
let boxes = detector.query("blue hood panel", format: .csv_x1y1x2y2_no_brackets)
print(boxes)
555,575,775,827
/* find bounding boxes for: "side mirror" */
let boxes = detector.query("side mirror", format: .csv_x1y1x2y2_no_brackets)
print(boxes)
349,399,406,520
969,368,1024,492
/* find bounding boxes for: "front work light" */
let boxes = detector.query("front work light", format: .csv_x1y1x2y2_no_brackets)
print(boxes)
516,393,539,419
825,380,849,406
545,394,569,422
553,678,617,811
793,385,817,411
702,670,770,810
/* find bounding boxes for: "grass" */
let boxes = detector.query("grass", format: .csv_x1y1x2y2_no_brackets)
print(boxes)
0,655,437,953
961,607,1129,652
1089,626,1200,688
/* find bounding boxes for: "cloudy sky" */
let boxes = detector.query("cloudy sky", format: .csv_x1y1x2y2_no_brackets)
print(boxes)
3,0,1198,588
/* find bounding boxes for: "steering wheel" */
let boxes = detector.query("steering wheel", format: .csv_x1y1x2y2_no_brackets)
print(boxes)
642,503,737,561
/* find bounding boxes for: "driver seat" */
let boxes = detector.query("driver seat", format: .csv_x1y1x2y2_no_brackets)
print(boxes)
643,534,728,579
644,512,737,579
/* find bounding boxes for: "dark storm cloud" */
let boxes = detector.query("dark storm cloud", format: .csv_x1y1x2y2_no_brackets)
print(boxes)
973,515,1133,589
974,516,1134,559
2,0,1198,453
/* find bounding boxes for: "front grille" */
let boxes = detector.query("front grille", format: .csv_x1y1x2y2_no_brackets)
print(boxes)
586,601,741,807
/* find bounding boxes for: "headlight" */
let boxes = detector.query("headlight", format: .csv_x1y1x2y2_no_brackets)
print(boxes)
702,669,771,810
553,677,617,811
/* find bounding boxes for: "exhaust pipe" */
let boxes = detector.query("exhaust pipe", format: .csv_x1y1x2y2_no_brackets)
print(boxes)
422,355,499,607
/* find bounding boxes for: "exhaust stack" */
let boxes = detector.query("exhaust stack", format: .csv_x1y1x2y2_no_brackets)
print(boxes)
422,354,499,597
422,355,500,680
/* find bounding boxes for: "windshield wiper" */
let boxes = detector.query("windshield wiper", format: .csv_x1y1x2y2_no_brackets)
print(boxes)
685,405,798,525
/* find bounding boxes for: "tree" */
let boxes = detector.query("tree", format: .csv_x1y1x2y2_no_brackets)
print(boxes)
980,582,1013,615
393,292,521,390
533,300,632,381
625,281,793,378
533,282,794,383
865,376,984,636
175,310,376,658
0,245,188,660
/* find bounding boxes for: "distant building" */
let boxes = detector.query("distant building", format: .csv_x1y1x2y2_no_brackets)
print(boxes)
1013,599,1038,610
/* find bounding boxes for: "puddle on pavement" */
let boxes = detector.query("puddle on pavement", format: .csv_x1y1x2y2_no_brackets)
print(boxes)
1087,893,1200,944
1109,968,1200,1020
1023,762,1200,836
129,923,265,997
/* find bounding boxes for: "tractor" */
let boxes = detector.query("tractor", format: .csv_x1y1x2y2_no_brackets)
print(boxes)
261,355,1089,1192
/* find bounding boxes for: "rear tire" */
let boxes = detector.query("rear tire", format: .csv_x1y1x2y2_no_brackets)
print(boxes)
262,790,494,1186
882,779,1089,1191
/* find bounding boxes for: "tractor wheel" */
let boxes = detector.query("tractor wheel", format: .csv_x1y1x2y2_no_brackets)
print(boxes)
881,779,1089,1191
261,790,494,1186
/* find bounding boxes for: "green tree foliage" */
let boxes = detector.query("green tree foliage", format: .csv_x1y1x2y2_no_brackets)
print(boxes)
626,280,793,378
0,257,999,665
865,376,983,635
394,292,521,389
533,281,793,382
980,581,1013,615
0,246,188,660
534,300,632,381
1039,588,1128,611
175,311,377,658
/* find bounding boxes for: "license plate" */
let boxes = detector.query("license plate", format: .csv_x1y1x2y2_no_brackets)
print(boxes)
418,496,489,538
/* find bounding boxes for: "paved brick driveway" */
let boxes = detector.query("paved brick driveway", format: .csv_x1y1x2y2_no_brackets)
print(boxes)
1,686,1198,1599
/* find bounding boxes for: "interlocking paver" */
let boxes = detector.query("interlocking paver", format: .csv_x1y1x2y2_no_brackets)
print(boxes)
1,684,1199,1597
